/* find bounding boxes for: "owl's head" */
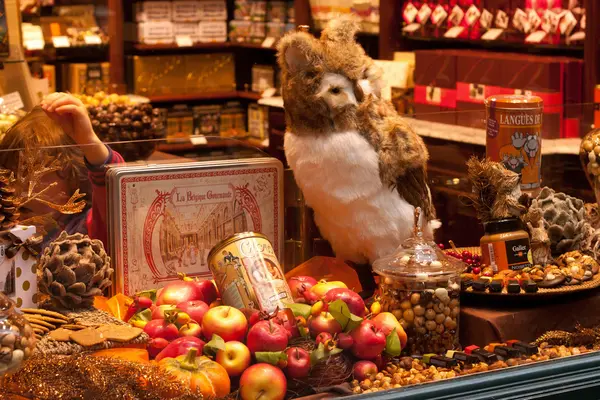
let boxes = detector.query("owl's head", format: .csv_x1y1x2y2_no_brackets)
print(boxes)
277,18,383,134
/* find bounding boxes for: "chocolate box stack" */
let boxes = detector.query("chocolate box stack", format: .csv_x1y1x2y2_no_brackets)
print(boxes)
415,49,583,138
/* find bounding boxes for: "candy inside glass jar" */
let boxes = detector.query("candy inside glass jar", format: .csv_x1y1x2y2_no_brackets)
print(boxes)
0,294,36,376
373,208,463,355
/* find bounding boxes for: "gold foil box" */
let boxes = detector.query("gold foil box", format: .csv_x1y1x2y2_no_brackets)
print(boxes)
132,53,235,96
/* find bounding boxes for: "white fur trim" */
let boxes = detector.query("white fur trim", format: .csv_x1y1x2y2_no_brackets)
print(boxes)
285,130,435,264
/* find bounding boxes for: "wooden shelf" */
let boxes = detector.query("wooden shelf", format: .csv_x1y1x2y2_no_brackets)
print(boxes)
133,42,232,51
147,91,263,103
237,91,262,100
158,137,267,152
401,35,584,57
132,42,277,53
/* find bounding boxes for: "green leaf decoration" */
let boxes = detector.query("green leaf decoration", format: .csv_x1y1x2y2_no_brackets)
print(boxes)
203,334,226,357
286,303,312,319
328,299,363,332
255,351,288,366
128,307,152,324
136,289,157,302
385,328,402,357
346,313,363,333
310,343,343,366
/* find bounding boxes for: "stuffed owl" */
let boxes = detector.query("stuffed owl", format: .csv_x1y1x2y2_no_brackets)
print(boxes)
277,19,439,271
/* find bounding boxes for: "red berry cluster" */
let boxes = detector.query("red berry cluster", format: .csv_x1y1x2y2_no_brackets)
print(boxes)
438,244,482,274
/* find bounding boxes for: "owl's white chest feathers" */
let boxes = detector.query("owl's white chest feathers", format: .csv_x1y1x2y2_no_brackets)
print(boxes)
285,130,416,264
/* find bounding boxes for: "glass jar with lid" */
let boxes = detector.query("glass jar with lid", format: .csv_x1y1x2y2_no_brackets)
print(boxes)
373,208,464,355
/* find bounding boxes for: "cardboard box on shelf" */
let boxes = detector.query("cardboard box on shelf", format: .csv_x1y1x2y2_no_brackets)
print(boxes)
137,21,174,44
251,65,275,93
172,1,201,22
173,23,200,42
198,0,228,21
193,105,222,136
68,62,110,95
198,21,227,42
135,1,172,22
248,103,269,141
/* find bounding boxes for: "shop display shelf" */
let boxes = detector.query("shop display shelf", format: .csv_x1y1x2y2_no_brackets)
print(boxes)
157,137,268,152
401,35,584,57
352,350,600,399
147,91,262,103
131,42,278,54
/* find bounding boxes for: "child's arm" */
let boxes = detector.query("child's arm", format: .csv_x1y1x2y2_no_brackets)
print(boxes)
41,93,125,247
41,92,109,166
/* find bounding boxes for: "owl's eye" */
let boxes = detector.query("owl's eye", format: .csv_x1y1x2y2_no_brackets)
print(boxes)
329,87,341,95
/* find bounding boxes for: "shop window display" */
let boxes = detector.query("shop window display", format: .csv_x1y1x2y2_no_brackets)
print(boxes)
1,0,600,399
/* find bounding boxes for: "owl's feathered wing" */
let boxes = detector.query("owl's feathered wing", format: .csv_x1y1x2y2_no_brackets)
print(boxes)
357,95,436,221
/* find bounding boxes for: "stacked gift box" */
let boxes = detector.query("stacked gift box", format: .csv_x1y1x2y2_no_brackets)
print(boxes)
136,1,228,44
229,0,295,43
402,0,584,46
414,49,583,139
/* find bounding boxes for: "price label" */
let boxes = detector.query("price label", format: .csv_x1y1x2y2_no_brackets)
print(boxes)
0,92,24,111
402,23,421,33
261,88,277,98
261,37,276,48
176,35,193,47
84,35,102,45
190,135,208,145
444,26,465,38
525,31,547,43
24,39,44,50
481,28,504,41
52,36,70,48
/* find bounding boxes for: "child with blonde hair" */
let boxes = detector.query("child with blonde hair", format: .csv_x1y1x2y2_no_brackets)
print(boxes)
0,92,124,248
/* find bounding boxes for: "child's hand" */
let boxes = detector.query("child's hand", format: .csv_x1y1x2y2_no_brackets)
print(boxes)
41,92,96,145
40,92,109,166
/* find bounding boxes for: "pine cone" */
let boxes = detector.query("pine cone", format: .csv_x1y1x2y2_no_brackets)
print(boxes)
0,170,20,230
532,187,592,256
37,231,113,309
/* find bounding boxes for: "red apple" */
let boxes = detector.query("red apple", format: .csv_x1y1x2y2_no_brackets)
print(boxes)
337,332,354,350
240,363,287,400
372,312,408,349
241,308,262,327
156,281,204,306
353,360,378,381
302,290,320,305
176,300,209,324
315,332,333,346
273,309,299,339
179,322,202,338
246,320,289,354
192,279,219,305
308,312,342,337
285,347,311,379
151,305,177,320
201,306,248,342
350,320,386,360
216,341,251,377
288,276,318,302
324,288,366,317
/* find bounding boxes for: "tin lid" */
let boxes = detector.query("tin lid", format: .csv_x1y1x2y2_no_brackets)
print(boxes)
484,94,544,110
207,232,270,262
